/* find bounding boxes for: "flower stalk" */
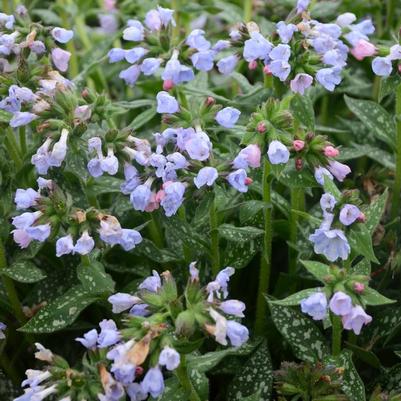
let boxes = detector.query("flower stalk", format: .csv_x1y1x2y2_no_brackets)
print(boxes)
391,83,401,220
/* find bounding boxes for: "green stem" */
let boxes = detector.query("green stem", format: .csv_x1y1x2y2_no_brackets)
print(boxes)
386,0,395,34
391,83,401,220
19,126,27,156
243,0,252,22
147,214,164,249
0,240,26,324
288,188,303,277
175,355,201,401
5,130,22,170
2,0,10,15
255,159,272,335
0,346,20,385
209,195,220,277
178,207,191,263
331,314,342,356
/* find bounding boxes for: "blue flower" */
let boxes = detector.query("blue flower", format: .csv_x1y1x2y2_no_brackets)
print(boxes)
161,181,186,216
186,29,211,51
372,56,392,77
124,47,148,64
97,319,121,348
290,73,313,95
141,57,161,75
226,321,249,347
119,229,142,251
300,292,327,320
14,188,40,210
217,54,238,75
159,346,180,370
108,48,125,63
227,169,249,192
73,231,95,255
243,32,272,62
51,27,74,43
309,228,350,262
215,107,241,128
194,167,218,188
119,65,141,86
162,58,194,85
191,50,215,71
184,131,211,161
316,67,342,91
296,0,310,13
10,111,38,128
75,328,98,349
123,20,144,41
314,166,333,185
130,184,152,211
276,21,298,43
339,204,361,226
139,270,161,292
156,91,179,114
26,224,51,242
320,193,336,212
141,367,165,399
267,140,290,164
56,234,74,257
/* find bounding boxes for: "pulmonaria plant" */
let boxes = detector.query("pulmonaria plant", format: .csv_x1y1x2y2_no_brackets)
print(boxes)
14,263,248,400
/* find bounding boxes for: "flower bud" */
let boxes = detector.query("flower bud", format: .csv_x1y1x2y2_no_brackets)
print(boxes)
256,121,266,133
293,140,305,152
244,177,253,185
295,158,303,171
306,132,314,141
324,145,339,158
357,212,366,223
205,96,215,106
175,310,195,337
248,60,257,70
353,282,365,294
163,79,174,91
263,65,272,75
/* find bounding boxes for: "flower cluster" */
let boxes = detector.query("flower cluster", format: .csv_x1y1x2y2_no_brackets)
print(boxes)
309,192,364,262
14,263,248,400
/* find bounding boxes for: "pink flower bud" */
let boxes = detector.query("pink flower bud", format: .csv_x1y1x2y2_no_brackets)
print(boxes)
248,60,257,70
163,79,174,91
324,145,339,158
135,366,144,376
257,122,266,133
206,96,215,106
357,212,366,223
353,282,365,294
244,177,253,185
398,64,401,74
295,158,303,171
293,140,305,152
350,40,377,61
263,65,272,75
155,189,165,202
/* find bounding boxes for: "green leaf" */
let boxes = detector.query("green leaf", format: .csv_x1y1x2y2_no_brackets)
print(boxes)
348,224,378,263
19,285,99,333
291,94,315,130
268,301,329,362
344,95,395,148
222,238,262,269
0,110,12,123
2,260,46,283
379,363,401,392
301,260,332,282
134,238,180,263
239,200,267,225
324,350,366,401
218,224,264,242
231,72,254,93
361,287,395,306
187,343,255,373
128,107,157,130
90,176,124,194
271,288,322,306
352,258,371,275
227,340,272,401
361,307,401,344
77,261,115,294
379,75,401,102
323,175,342,201
278,164,318,188
364,190,388,234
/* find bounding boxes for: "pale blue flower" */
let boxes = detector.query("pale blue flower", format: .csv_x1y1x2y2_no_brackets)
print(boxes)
186,29,211,51
73,231,95,255
51,27,74,43
267,140,290,164
161,182,186,216
276,21,298,43
56,234,74,257
296,0,310,13
26,224,51,242
194,167,218,188
372,56,392,77
290,73,313,95
329,291,353,316
217,54,238,75
76,328,98,349
339,204,361,226
123,21,144,41
219,300,245,317
184,131,211,161
12,211,41,230
215,107,240,128
320,193,336,212
141,58,161,75
243,32,272,62
10,112,38,127
108,48,125,63
87,158,103,177
300,292,327,320
141,367,164,398
316,67,342,91
108,293,139,313
226,321,249,347
124,47,148,64
159,347,180,370
119,65,141,86
227,169,249,192
327,160,351,181
119,229,142,251
191,50,215,71
97,319,121,348
130,184,152,211
15,188,40,210
314,166,333,185
100,148,119,175
162,58,194,84
51,48,71,72
309,228,350,261
269,60,291,81
139,270,161,292
156,91,179,114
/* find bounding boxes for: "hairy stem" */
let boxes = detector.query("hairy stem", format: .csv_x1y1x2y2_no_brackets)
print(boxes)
255,158,272,334
209,195,220,276
18,126,27,156
331,314,342,356
5,129,23,170
288,188,304,277
244,0,253,22
391,83,401,220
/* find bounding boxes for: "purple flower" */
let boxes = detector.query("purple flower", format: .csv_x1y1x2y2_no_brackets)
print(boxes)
119,65,141,86
73,231,95,255
145,6,175,32
56,234,74,257
191,50,215,71
49,129,69,167
276,21,298,43
329,291,353,316
243,32,272,62
9,85,36,103
320,193,336,212
124,47,148,64
101,148,119,175
269,44,291,62
141,58,161,75
269,60,291,81
183,132,210,161
108,293,140,313
123,21,144,41
130,184,152,211
161,182,186,216
166,152,188,169
0,13,15,29
314,166,333,185
215,107,241,128
127,383,147,401
130,303,150,317
316,67,342,91
300,292,327,320
339,204,361,226
342,305,372,335
156,91,179,114
108,48,125,63
309,228,350,262
141,367,165,398
226,321,249,347
30,40,46,54
119,229,142,251
10,112,38,128
233,144,261,169
217,55,238,75
372,56,393,77
267,140,290,165
186,29,211,51
12,211,41,229
51,27,74,43
290,73,313,95
389,44,401,61
336,13,357,27
15,188,40,210
162,57,194,85
75,328,98,349
139,270,161,292
159,346,180,370
194,167,218,188
227,169,249,193
296,0,310,13
327,161,351,182
0,322,6,339
87,158,103,177
26,224,51,242
97,319,121,348
99,14,118,34
107,340,136,385
213,40,230,52
219,300,246,317
12,229,32,249
51,48,71,72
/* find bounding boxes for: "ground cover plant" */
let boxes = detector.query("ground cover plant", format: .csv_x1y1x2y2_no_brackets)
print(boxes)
0,0,401,399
